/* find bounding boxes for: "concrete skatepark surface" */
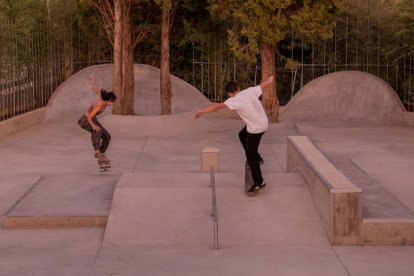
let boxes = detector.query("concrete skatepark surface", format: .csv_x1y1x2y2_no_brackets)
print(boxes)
1,68,414,275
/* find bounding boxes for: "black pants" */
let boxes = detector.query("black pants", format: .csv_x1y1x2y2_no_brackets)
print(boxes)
77,115,111,153
238,126,264,185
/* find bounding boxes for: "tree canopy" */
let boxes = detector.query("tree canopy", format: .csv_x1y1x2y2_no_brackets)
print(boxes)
2,0,414,118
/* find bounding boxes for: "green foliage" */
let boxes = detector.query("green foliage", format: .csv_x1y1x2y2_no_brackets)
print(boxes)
393,0,414,57
208,0,342,64
0,0,47,64
291,0,342,41
284,58,300,70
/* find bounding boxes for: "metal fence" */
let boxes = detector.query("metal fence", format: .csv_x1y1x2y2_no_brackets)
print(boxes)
1,1,414,121
192,61,413,110
0,5,111,121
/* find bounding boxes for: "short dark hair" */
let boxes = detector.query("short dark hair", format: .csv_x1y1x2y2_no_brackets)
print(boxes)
100,89,117,102
225,81,238,93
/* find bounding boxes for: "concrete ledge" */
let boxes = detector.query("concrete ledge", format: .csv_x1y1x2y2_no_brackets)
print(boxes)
362,218,414,245
287,136,362,245
3,216,107,229
0,107,46,139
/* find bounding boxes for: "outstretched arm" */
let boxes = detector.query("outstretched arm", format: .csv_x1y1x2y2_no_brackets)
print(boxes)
260,75,274,90
194,103,227,119
89,77,101,97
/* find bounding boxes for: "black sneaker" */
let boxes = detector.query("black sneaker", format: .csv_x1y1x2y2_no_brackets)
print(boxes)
246,182,266,196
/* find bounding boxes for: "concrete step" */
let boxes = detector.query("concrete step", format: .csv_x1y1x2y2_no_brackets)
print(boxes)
323,154,414,245
362,218,414,245
2,174,119,229
91,245,348,276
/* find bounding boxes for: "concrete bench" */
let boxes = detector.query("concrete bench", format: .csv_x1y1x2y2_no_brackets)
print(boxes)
287,136,362,245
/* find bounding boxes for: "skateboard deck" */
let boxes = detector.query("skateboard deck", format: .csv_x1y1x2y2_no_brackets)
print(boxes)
98,157,111,172
244,161,256,195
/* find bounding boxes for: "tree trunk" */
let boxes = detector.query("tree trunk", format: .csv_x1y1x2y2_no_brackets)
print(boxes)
260,43,279,123
160,0,172,115
122,6,135,115
112,0,123,114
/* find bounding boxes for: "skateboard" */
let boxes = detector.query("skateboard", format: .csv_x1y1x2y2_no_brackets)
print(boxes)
98,157,111,172
244,160,256,196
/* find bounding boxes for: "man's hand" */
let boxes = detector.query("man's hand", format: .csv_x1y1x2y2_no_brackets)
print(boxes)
194,103,227,119
266,75,274,83
260,75,274,90
194,111,203,119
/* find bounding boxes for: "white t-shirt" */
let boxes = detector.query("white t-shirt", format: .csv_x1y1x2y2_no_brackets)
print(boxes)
224,85,268,134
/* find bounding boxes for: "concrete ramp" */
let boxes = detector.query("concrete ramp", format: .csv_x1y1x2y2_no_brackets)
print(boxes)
45,64,210,122
280,71,406,126
102,173,212,247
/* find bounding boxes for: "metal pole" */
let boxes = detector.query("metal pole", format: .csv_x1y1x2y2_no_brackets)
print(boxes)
377,19,380,76
291,28,294,92
334,22,337,71
207,37,210,100
410,46,412,111
312,42,315,79
367,0,370,72
214,36,217,101
346,16,348,70
323,40,326,74
301,35,304,88
356,1,359,69
192,42,195,86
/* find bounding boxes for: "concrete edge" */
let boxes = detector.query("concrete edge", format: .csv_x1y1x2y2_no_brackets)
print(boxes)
3,176,43,217
2,216,107,229
287,136,360,191
331,188,362,193
0,107,46,139
362,219,414,246
363,218,414,223
286,136,362,245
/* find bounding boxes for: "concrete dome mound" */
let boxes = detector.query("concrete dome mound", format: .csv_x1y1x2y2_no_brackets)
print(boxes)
45,64,210,122
279,71,406,126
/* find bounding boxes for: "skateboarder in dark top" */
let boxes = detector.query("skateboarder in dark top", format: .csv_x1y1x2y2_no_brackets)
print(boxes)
195,75,274,195
77,78,116,163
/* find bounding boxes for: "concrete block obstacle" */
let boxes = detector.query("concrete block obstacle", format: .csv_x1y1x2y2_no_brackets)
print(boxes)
201,147,219,172
287,136,362,245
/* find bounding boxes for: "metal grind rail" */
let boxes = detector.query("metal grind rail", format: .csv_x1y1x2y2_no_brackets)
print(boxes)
209,166,219,249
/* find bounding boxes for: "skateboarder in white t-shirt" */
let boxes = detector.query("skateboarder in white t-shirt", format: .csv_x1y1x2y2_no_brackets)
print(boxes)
195,75,274,195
